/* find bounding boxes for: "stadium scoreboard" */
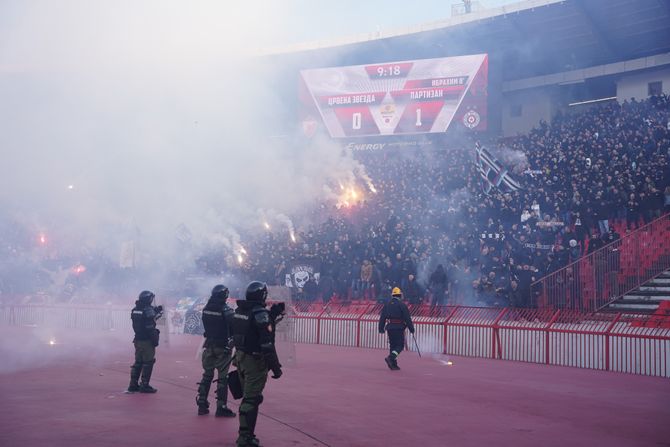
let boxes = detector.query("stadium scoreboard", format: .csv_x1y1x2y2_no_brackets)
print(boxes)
299,54,488,139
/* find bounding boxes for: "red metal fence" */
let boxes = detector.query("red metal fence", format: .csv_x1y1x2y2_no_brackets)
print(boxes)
2,303,669,377
531,213,670,311
287,302,670,378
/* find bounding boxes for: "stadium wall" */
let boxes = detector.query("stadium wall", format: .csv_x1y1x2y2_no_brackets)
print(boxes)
502,87,556,136
501,54,670,136
617,67,670,102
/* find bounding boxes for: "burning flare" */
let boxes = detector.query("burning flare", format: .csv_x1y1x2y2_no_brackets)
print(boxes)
336,184,366,209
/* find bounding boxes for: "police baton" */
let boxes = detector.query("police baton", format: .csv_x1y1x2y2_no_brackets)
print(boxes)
411,332,422,358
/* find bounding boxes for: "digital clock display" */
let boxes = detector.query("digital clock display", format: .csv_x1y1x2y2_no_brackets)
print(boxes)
365,62,413,79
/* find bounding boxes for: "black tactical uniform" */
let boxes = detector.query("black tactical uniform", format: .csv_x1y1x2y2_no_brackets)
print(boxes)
128,290,162,393
378,287,414,370
232,281,282,447
196,284,236,417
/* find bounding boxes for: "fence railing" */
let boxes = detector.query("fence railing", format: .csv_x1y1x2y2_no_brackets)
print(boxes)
3,303,668,377
0,303,171,343
531,213,670,311
290,303,670,377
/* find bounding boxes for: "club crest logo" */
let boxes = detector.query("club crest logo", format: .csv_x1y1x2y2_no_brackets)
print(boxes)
380,103,396,125
463,110,481,129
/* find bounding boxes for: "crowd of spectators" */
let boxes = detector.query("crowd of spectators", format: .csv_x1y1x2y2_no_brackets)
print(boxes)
229,94,670,307
2,94,669,307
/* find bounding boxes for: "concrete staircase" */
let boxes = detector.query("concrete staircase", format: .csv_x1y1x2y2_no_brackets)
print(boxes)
607,270,670,314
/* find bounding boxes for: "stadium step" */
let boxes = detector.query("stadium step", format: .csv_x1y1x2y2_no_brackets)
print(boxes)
639,286,670,292
608,303,659,312
605,269,670,314
624,292,670,299
647,278,670,285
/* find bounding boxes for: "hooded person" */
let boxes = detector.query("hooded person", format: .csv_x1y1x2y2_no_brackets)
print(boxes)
428,264,448,307
378,287,415,370
196,284,236,417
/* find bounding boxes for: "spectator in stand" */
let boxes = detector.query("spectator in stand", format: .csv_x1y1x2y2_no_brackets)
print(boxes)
355,259,373,299
476,272,496,306
319,272,335,303
568,239,582,263
587,233,605,254
428,264,448,307
627,194,640,229
506,280,525,308
595,192,610,236
401,273,423,305
303,275,319,302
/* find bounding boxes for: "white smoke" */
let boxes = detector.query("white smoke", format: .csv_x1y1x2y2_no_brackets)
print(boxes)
490,145,529,174
0,1,375,292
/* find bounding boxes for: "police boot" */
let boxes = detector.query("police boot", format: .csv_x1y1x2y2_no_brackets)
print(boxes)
390,354,400,371
237,397,261,446
236,436,261,447
196,381,211,415
139,361,157,393
236,434,261,447
216,406,236,417
127,363,141,392
215,388,236,417
384,355,394,370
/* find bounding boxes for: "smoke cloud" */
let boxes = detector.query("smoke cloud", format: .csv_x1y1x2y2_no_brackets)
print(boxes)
0,1,370,295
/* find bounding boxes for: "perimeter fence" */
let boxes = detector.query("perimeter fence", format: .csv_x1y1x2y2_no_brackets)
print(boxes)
2,302,668,377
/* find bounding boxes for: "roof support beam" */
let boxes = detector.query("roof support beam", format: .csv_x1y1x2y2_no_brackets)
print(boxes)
574,1,619,59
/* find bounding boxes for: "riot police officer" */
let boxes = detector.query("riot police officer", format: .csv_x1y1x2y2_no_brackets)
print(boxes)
128,290,162,393
232,281,282,447
196,284,236,417
378,287,414,370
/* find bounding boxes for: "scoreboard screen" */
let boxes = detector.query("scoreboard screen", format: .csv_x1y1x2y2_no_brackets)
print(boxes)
299,54,488,139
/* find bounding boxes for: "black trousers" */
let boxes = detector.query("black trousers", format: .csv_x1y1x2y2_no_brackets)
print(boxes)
387,329,405,357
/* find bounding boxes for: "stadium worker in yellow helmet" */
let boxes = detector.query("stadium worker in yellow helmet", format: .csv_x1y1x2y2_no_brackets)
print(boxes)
378,287,415,370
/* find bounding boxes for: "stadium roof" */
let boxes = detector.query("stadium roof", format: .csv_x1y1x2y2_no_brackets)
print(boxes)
266,0,670,82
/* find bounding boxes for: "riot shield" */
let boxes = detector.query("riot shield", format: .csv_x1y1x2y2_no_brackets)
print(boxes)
267,286,296,367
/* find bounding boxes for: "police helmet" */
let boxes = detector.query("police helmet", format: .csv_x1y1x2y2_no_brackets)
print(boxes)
211,284,229,300
245,281,268,303
138,290,155,305
391,287,402,298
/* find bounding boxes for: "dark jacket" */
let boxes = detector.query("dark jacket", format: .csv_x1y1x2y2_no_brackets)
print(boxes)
379,297,414,333
401,278,423,304
202,296,234,348
131,301,158,343
429,265,448,291
232,300,273,355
